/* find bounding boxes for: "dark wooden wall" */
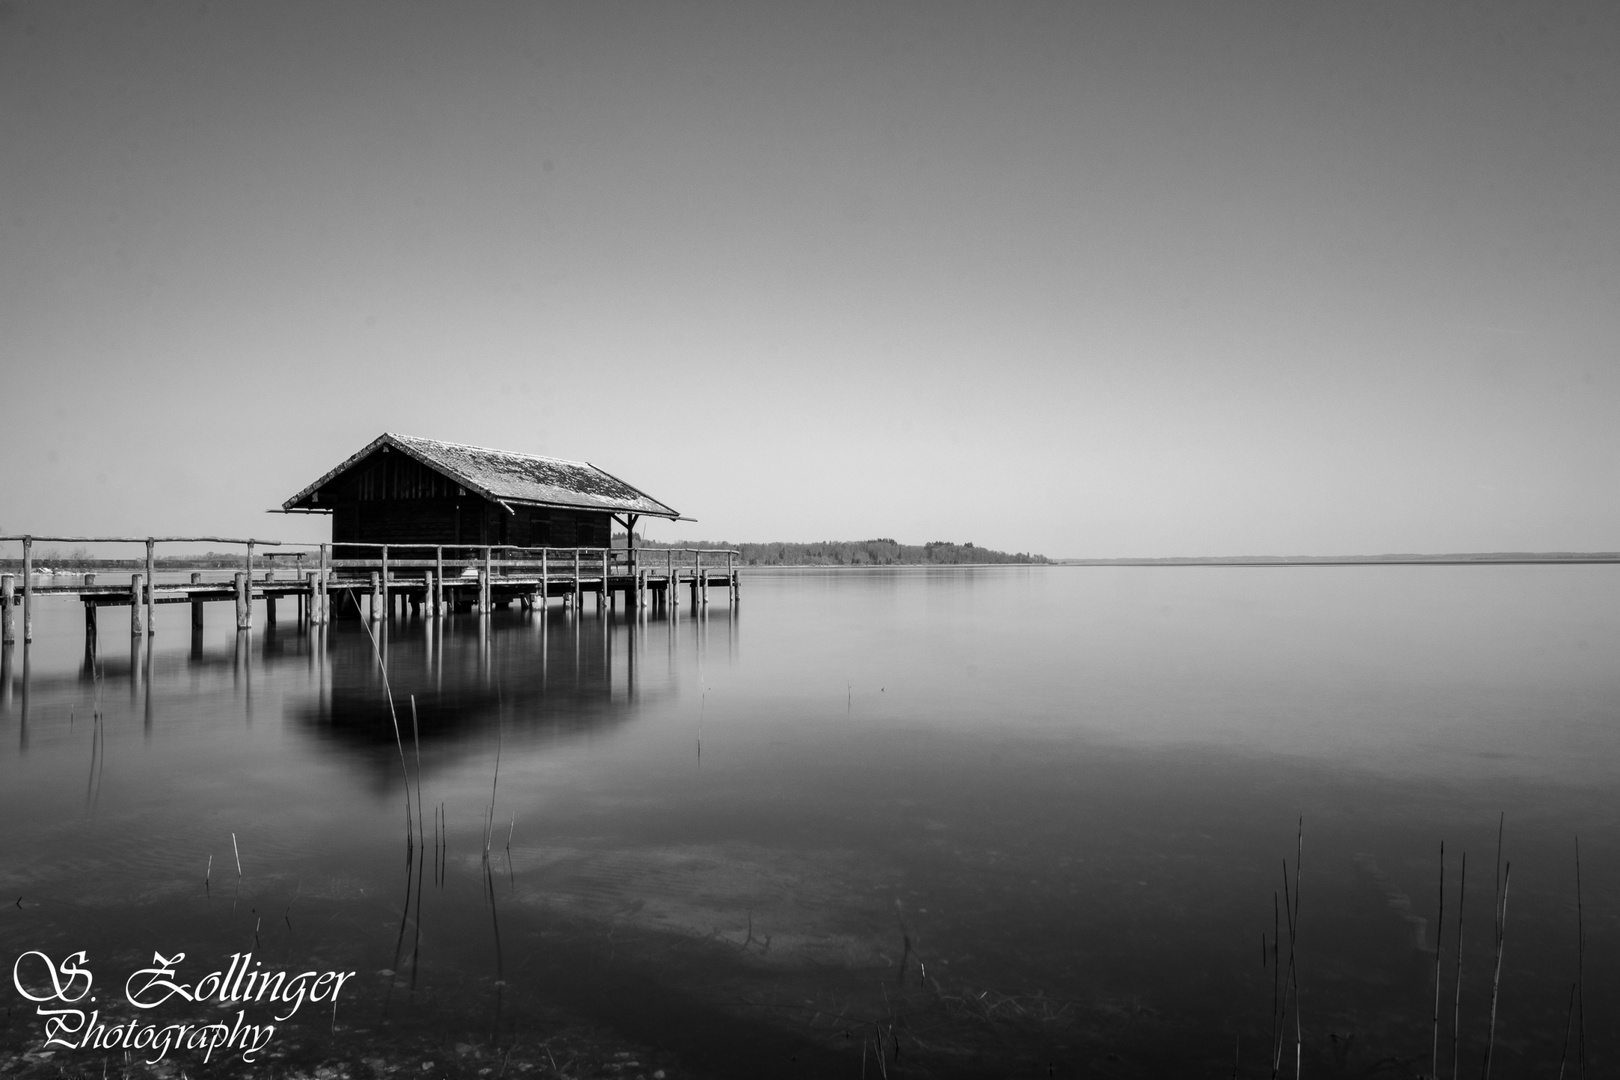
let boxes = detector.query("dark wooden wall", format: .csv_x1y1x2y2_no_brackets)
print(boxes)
322,448,611,551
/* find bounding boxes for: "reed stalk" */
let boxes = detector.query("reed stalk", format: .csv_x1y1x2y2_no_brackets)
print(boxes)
357,614,414,846
1575,837,1585,1079
1433,840,1444,1080
1452,852,1466,1080
232,832,242,877
1557,981,1576,1080
411,695,425,837
1482,861,1510,1079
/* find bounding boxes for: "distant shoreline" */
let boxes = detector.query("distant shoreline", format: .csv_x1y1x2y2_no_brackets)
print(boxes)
1054,553,1620,566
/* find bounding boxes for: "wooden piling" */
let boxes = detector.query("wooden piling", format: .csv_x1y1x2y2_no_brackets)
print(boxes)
145,538,156,636
318,544,330,625
435,547,444,618
370,572,381,622
380,545,390,618
540,549,548,608
130,574,144,636
235,572,251,629
573,549,581,609
483,547,493,613
0,574,12,643
83,599,97,645
191,572,205,630
22,537,33,643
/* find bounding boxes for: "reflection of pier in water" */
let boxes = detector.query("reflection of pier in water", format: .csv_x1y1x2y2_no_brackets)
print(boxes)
0,597,737,758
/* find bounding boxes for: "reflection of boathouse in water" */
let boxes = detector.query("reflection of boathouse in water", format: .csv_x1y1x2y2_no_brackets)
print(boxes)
282,432,683,551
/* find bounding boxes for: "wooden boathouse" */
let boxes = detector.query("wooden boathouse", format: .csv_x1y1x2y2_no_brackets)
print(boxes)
0,434,738,645
282,433,680,553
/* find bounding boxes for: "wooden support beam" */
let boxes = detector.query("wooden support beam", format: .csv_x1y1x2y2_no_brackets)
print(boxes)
573,549,581,609
370,572,381,622
145,538,156,636
83,599,97,646
130,574,144,636
423,571,435,620
191,573,204,630
483,547,493,614
318,544,330,625
22,537,33,643
434,547,444,619
235,572,251,629
1,574,13,644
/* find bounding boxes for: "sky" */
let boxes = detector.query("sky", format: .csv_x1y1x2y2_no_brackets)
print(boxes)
2,1,1617,558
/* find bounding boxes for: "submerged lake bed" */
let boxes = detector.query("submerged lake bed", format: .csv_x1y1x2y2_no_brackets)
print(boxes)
2,565,1617,1077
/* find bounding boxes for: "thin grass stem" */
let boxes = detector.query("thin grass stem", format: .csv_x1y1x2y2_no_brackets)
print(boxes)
1482,862,1510,1079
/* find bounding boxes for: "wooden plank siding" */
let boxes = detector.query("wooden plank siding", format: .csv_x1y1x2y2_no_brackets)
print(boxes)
324,446,611,558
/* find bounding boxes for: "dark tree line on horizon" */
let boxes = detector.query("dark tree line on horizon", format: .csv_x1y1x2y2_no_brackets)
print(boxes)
619,537,1049,566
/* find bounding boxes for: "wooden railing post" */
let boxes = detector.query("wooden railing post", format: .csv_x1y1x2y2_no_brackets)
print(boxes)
668,547,678,609
572,548,581,609
435,547,444,618
145,538,156,637
191,572,204,630
130,574,144,636
1,573,14,644
370,572,382,622
380,545,390,619
540,549,548,608
235,572,251,629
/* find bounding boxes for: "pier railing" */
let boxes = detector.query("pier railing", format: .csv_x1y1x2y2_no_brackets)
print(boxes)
0,535,739,643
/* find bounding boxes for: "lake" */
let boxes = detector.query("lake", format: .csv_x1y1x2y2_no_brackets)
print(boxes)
2,565,1616,1078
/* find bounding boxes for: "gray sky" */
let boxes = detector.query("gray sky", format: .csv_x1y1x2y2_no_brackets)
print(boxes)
2,2,1616,558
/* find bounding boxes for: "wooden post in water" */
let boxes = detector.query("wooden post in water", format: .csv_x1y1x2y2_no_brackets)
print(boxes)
424,571,435,618
83,598,97,646
435,547,444,618
539,549,548,609
484,547,494,614
130,574,144,636
145,539,156,636
573,549,581,610
0,574,13,643
370,572,381,622
234,572,250,629
191,572,204,630
242,542,255,629
22,537,33,643
380,545,390,620
317,545,330,626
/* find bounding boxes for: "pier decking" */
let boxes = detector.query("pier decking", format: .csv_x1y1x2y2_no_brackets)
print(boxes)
0,535,738,644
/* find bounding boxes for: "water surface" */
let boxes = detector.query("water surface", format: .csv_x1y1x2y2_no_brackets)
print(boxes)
2,565,1616,1077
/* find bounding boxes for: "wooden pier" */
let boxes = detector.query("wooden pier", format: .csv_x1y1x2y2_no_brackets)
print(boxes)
0,535,739,645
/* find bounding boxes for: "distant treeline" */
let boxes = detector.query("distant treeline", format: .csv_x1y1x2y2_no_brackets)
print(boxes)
622,538,1049,566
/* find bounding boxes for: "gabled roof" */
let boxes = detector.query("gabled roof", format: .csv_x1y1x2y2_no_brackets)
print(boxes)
281,433,681,519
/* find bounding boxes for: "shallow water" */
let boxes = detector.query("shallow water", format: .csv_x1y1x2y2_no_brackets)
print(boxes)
1,565,1617,1077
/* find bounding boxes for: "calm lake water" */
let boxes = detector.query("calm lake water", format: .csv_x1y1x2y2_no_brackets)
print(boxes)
2,565,1617,1078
